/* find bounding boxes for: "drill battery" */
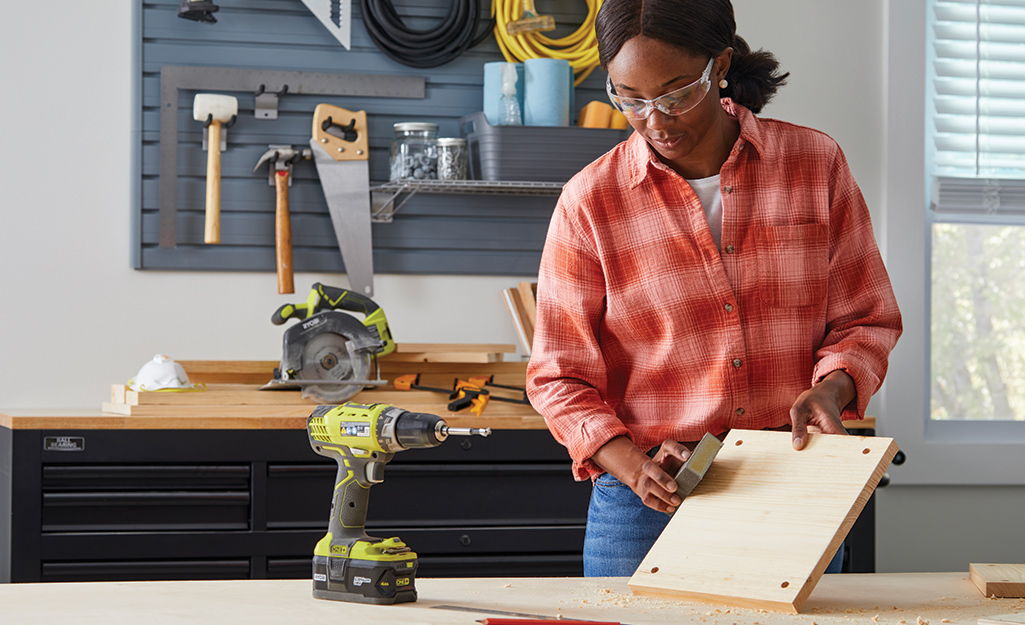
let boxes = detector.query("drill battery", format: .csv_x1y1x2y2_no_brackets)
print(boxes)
312,540,417,604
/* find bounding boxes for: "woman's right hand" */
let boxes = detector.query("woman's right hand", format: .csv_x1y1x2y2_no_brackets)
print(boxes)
590,437,692,514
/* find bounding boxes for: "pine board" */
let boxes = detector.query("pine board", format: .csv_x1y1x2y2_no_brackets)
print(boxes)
971,564,1025,598
629,429,898,613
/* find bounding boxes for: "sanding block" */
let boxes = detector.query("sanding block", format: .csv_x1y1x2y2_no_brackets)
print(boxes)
674,432,723,500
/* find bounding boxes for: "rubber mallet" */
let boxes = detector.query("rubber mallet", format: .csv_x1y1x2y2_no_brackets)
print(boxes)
193,93,238,244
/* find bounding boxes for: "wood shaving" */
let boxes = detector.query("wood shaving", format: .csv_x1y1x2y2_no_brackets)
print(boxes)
503,583,512,588
917,616,929,625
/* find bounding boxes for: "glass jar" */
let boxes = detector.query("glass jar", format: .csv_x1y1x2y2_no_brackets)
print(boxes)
389,122,438,181
436,138,468,180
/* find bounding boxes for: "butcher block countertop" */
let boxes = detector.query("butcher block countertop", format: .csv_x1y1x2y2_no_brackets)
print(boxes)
0,574,1020,625
0,355,875,432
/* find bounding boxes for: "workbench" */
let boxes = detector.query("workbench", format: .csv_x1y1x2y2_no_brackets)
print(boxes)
0,355,881,585
1,573,1021,624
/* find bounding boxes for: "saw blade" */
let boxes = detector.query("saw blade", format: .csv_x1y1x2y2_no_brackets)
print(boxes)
297,332,373,402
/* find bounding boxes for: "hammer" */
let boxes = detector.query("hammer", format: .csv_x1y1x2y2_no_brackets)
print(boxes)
193,94,238,244
254,146,311,294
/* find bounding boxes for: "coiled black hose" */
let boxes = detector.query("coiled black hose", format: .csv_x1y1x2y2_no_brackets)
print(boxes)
360,0,494,68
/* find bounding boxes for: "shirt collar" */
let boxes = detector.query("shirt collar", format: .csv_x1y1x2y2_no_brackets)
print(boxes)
626,98,765,188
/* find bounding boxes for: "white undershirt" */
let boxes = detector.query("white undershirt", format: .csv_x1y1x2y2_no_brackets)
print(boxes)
685,174,723,250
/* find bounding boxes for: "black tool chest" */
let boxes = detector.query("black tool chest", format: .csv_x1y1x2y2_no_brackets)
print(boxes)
0,426,591,582
0,424,883,582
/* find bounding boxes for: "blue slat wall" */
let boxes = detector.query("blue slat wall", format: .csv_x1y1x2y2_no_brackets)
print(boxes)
136,0,612,275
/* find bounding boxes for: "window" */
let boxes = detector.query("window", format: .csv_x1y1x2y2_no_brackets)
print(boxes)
882,0,1025,484
928,0,1025,422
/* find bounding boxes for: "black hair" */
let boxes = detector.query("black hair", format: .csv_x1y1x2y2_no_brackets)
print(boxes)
595,0,789,114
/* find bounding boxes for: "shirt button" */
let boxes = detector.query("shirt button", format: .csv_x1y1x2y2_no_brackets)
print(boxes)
723,185,733,194
724,303,734,313
725,244,735,254
736,407,745,416
732,358,742,368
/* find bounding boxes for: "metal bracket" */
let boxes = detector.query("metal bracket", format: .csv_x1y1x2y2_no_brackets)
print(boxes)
158,65,425,247
254,83,288,120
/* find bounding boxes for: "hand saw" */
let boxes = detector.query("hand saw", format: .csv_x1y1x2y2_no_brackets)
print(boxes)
310,104,375,297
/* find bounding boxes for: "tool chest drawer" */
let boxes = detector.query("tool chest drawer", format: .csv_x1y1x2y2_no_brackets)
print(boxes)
41,464,252,532
266,462,591,529
1,427,591,583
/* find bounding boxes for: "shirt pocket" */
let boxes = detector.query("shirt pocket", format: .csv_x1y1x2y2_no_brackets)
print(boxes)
755,223,828,308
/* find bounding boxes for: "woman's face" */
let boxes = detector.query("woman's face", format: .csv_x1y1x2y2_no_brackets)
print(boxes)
606,36,730,175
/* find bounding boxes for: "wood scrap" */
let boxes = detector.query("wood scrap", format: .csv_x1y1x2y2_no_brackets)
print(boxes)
503,287,534,355
970,564,1025,598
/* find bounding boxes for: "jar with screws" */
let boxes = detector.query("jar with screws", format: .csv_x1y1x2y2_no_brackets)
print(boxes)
390,122,438,181
436,138,468,180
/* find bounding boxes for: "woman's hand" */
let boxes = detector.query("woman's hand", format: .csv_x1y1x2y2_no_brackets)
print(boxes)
789,369,856,450
590,437,692,514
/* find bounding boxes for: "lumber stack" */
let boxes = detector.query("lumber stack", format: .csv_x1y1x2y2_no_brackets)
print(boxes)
101,344,544,429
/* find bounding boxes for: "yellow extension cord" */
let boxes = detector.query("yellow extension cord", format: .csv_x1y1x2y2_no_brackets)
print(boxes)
491,0,603,86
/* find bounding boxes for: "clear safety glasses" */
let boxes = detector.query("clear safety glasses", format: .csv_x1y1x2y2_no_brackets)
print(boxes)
606,57,715,121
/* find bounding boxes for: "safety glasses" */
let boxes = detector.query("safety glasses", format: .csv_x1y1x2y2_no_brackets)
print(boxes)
606,57,715,121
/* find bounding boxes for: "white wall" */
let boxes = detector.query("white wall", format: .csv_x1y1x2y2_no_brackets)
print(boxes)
2,0,1021,573
0,1,529,408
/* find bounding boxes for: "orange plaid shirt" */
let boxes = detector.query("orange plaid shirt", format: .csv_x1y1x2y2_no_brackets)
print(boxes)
526,100,902,481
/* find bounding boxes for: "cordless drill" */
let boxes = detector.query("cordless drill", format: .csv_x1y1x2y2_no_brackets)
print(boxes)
307,402,491,604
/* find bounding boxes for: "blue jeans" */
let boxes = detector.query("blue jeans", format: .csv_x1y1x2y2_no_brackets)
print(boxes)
583,472,845,577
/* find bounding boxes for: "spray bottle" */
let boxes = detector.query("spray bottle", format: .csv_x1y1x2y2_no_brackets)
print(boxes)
499,63,522,126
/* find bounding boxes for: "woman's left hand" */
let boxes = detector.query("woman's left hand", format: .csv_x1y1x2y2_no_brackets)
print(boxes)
789,370,856,450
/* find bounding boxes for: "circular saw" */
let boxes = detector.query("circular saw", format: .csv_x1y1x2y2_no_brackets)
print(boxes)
263,283,395,402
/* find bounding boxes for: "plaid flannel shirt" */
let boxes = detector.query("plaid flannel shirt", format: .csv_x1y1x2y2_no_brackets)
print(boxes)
526,99,902,481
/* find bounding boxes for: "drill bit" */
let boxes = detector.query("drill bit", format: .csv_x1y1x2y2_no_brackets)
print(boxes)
442,426,492,437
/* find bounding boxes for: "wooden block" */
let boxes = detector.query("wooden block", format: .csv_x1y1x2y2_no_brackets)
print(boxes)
177,360,277,385
382,352,503,364
110,384,127,404
517,281,537,327
629,429,898,613
503,288,534,355
970,563,1025,598
392,343,515,354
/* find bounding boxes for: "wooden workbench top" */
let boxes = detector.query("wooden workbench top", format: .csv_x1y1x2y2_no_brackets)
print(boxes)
0,573,1018,625
0,407,875,432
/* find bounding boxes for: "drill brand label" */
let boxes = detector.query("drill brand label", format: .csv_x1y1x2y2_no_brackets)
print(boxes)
43,436,85,452
313,573,327,582
352,576,373,587
331,545,348,555
338,421,372,437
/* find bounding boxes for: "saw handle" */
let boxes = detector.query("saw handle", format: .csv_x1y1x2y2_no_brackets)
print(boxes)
313,283,381,316
271,302,306,325
275,170,294,294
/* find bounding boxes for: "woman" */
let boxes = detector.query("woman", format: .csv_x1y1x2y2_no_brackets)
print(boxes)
525,0,902,577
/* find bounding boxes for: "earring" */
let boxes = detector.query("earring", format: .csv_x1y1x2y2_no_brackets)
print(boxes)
719,78,729,89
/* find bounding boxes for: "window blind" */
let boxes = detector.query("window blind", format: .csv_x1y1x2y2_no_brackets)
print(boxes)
930,0,1025,217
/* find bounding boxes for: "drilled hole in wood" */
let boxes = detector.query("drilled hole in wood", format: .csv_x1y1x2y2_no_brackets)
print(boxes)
735,440,744,446
650,567,660,574
781,581,790,588
863,448,871,454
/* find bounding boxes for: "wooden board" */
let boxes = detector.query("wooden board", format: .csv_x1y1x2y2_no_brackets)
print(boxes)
971,564,1025,598
629,429,898,613
979,613,1025,625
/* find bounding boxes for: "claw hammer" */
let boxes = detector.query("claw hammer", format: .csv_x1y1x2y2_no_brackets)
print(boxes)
254,145,311,294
